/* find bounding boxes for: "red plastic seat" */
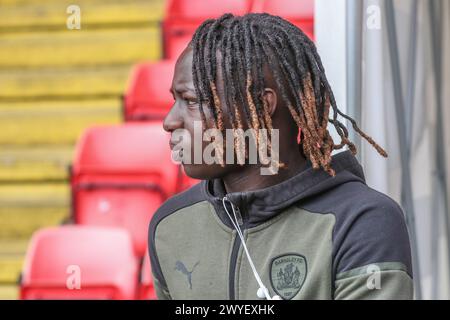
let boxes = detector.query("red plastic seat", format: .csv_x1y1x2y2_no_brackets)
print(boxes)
163,0,253,59
251,0,315,41
138,249,157,300
71,123,178,257
20,226,139,300
123,60,175,121
165,34,192,61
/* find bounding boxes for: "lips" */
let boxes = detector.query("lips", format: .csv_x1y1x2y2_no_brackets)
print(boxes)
169,139,184,163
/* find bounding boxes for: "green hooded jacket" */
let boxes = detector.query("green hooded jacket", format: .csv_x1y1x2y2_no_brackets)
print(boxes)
148,150,414,300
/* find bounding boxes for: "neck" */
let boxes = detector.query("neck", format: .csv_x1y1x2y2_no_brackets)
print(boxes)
222,146,308,194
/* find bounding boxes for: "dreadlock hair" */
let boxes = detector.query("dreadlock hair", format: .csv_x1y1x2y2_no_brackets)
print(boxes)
190,13,387,176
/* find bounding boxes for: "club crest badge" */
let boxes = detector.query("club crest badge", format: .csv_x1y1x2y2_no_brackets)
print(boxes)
270,253,307,300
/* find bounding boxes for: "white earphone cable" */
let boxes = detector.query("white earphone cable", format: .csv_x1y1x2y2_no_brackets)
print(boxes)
222,197,273,300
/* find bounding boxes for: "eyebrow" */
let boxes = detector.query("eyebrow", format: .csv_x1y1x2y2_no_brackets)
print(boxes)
171,85,196,96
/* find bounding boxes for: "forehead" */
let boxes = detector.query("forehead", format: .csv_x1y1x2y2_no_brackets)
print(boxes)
172,47,229,95
172,47,194,89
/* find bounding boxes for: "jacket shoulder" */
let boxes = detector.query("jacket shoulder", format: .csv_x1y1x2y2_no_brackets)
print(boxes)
151,181,205,228
300,181,412,277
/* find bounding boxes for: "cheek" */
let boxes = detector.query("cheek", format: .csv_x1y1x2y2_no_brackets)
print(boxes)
181,104,239,169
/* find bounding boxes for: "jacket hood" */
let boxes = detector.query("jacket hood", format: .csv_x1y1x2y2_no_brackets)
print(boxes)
202,150,366,228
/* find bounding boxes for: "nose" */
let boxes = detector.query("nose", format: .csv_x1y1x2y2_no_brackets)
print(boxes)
163,104,183,133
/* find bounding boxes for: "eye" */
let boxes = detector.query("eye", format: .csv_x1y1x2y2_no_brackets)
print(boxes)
185,98,198,107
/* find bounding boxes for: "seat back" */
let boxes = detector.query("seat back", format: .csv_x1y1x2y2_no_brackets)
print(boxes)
123,60,175,121
20,226,139,300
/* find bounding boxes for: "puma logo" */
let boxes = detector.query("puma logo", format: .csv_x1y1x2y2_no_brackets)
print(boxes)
175,260,199,290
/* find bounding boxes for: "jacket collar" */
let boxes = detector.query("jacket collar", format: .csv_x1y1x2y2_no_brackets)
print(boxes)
202,150,366,228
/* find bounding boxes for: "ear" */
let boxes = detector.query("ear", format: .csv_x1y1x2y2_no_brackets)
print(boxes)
261,88,277,116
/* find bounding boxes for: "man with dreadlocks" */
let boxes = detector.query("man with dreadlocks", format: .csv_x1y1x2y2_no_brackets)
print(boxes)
149,13,413,300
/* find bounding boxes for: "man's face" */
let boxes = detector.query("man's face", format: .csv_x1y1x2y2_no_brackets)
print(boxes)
163,46,241,180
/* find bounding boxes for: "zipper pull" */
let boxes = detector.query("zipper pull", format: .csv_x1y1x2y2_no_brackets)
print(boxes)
223,196,243,226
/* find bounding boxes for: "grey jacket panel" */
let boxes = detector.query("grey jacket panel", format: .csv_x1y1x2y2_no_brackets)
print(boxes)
148,182,205,291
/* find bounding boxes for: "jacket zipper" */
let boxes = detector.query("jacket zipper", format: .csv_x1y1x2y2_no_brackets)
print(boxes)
224,197,246,300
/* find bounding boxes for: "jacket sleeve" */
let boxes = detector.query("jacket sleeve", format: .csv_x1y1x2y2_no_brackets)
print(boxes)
332,194,414,300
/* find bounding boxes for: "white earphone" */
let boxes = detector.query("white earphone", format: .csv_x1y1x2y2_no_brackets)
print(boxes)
222,197,281,300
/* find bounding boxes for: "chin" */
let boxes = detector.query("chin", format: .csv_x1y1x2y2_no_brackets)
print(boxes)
182,163,229,180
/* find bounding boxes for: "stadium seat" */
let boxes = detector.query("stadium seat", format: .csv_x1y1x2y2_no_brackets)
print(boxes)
138,249,157,300
123,60,175,121
70,123,178,257
20,226,139,300
162,0,253,59
251,0,315,41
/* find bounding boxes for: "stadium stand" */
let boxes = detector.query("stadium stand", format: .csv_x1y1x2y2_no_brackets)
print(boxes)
0,0,166,299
